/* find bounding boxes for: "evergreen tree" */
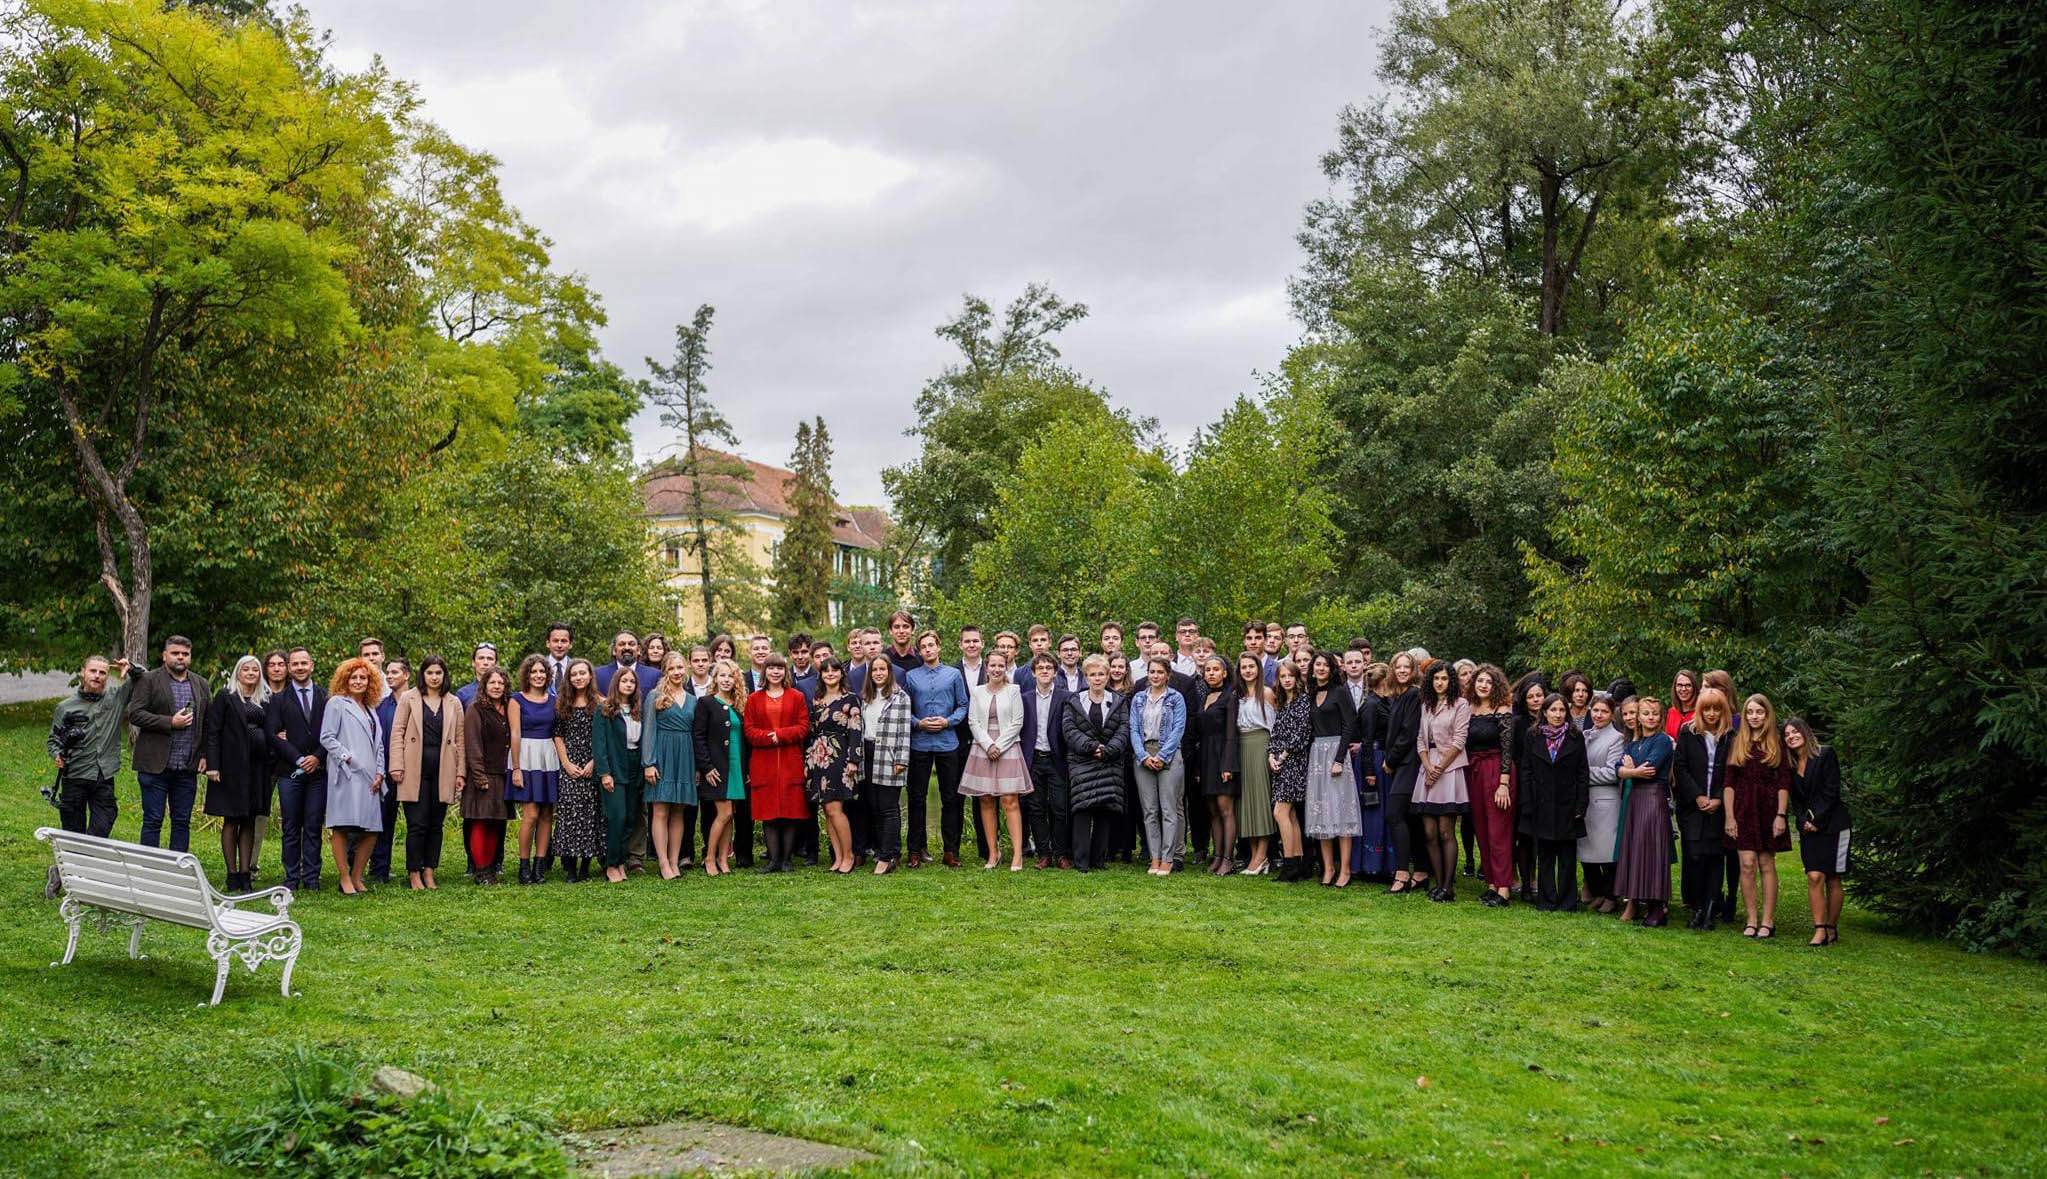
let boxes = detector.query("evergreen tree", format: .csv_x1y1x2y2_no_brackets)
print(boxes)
772,417,837,631
645,305,761,638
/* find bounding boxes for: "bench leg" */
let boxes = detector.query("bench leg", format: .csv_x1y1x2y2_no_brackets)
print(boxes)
210,953,231,1007
53,897,83,967
280,946,299,999
128,920,146,960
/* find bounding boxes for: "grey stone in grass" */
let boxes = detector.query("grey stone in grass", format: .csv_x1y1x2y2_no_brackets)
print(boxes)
368,1066,436,1101
575,1120,875,1176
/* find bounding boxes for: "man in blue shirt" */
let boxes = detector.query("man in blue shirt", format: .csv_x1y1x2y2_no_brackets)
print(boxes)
903,630,968,868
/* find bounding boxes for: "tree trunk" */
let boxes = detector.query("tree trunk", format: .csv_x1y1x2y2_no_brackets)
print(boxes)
1537,171,1563,336
59,387,154,663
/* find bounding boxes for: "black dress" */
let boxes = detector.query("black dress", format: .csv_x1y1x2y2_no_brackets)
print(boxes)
1382,690,1422,795
1794,746,1852,875
1193,688,1239,797
201,690,272,818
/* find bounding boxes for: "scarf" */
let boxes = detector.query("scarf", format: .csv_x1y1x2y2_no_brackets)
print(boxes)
1541,721,1569,761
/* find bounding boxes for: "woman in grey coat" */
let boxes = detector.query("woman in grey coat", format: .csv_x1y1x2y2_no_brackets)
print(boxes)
320,656,387,896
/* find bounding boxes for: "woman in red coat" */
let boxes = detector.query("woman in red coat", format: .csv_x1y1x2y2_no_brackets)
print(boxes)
742,653,810,873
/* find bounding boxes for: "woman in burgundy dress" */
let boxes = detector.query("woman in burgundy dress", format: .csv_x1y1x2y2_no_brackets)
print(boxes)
1723,693,1795,939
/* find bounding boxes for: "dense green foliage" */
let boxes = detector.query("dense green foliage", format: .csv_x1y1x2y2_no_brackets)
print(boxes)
0,0,663,672
888,0,2046,954
207,1050,572,1179
0,703,2041,1177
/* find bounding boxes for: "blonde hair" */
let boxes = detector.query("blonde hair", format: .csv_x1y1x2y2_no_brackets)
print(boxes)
652,652,692,711
1081,653,1109,674
1728,693,1785,767
711,658,748,713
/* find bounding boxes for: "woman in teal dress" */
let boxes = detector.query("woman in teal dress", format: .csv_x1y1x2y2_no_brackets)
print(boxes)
641,653,698,879
692,659,749,876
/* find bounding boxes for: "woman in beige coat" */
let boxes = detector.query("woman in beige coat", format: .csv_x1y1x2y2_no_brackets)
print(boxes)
390,655,465,890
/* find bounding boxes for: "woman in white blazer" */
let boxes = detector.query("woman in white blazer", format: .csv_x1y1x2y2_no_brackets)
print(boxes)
960,651,1030,870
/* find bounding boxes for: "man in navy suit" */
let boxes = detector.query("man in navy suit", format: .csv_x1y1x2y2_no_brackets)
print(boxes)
1016,653,1071,868
265,647,328,891
594,631,658,697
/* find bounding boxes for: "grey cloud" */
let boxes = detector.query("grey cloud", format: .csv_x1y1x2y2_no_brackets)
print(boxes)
311,0,1393,503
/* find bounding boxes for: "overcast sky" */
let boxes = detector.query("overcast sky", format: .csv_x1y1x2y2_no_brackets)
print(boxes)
314,1,1391,506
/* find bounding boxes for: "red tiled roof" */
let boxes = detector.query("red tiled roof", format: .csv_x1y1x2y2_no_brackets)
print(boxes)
642,449,890,551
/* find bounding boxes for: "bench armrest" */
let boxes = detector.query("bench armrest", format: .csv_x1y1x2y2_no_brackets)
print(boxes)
218,884,294,916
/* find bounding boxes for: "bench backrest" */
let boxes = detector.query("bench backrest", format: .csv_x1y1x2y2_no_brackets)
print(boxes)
35,828,217,927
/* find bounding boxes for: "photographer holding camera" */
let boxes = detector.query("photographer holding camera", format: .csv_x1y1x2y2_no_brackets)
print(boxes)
45,653,134,895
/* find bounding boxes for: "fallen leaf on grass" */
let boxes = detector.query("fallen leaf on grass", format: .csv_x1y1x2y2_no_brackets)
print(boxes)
1892,1138,1915,1146
1874,1116,1890,1125
1708,1135,1723,1143
1415,1075,1430,1089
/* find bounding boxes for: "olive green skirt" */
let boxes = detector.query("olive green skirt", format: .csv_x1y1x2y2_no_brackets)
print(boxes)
1236,728,1276,838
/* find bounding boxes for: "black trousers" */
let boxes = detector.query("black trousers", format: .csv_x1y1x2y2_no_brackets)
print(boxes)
870,784,903,862
403,797,448,873
906,746,965,857
1181,766,1208,862
1681,847,1739,914
369,787,402,878
1070,806,1113,870
1582,860,1616,899
1118,770,1145,860
1536,837,1578,907
1384,791,1416,874
1022,755,1069,860
58,776,118,837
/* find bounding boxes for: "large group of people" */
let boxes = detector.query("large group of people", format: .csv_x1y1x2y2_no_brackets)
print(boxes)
42,613,1854,945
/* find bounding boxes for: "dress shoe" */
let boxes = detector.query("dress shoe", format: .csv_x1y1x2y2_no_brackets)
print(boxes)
1057,857,1073,869
942,852,961,868
1034,857,1054,870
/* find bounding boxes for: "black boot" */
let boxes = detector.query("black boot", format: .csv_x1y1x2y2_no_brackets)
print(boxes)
518,858,534,885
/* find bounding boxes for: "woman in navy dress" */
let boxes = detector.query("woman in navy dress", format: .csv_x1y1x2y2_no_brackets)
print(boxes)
1192,656,1240,875
507,654,560,884
1266,659,1313,882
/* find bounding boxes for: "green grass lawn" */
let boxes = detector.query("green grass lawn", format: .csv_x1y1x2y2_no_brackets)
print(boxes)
0,698,2041,1177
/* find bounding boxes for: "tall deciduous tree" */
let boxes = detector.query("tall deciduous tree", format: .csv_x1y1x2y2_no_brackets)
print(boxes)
1298,0,1691,339
0,0,390,660
645,304,758,638
1158,385,1341,630
1523,287,1849,691
771,416,836,631
946,417,1169,638
885,284,1154,594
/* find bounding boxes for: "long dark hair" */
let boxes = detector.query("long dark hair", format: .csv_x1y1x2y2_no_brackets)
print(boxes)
1419,659,1462,710
416,655,450,697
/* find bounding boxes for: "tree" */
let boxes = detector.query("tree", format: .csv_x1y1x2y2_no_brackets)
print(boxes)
1297,0,1692,340
644,305,758,638
1298,269,1560,661
1522,287,1849,692
884,284,1155,593
0,0,392,660
771,416,836,631
945,417,1169,638
1793,0,2047,955
1157,384,1341,630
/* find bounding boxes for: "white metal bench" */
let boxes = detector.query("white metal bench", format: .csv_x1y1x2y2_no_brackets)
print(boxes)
36,827,302,1006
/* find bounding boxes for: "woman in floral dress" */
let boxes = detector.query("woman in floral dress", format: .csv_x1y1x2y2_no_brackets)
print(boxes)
549,659,603,882
1266,659,1314,883
805,659,863,874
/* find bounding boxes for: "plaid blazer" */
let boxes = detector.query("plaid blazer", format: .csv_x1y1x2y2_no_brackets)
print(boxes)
863,688,913,788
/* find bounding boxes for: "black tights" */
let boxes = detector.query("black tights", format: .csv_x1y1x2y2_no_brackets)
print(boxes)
219,817,257,878
1582,861,1615,900
1459,811,1477,872
762,819,799,867
1423,814,1459,889
1517,834,1537,895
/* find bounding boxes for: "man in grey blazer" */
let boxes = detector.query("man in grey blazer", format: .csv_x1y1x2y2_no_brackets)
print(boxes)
125,634,210,852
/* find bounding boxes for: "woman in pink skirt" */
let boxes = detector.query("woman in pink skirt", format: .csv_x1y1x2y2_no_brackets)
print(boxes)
961,651,1029,870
